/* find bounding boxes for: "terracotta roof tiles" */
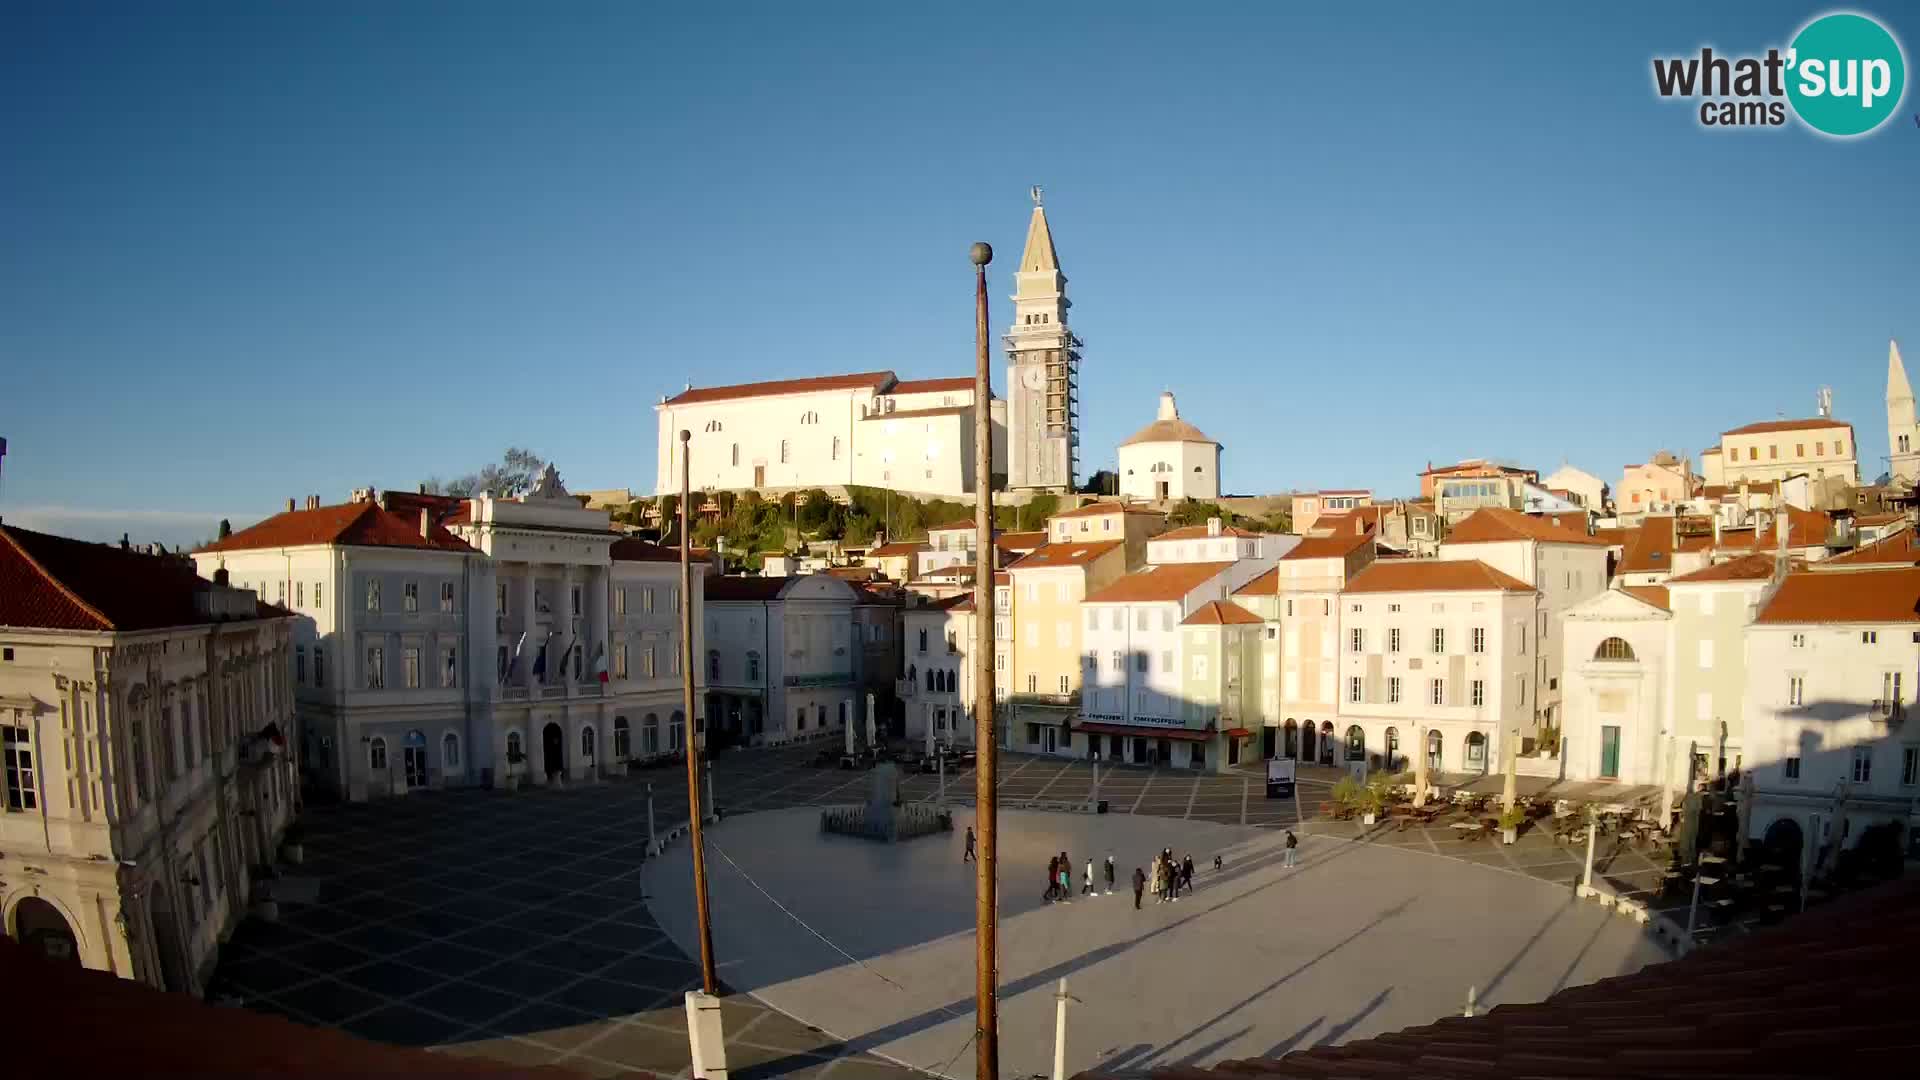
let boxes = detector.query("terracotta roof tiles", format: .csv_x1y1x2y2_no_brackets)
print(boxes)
1231,567,1279,596
1050,501,1166,520
1182,600,1263,626
1444,507,1609,546
1152,524,1265,541
1343,559,1533,594
890,376,980,395
1006,540,1125,570
1819,527,1920,567
662,370,894,406
1755,566,1920,624
1721,417,1852,436
1666,552,1779,584
198,502,474,555
866,541,929,557
1620,585,1671,611
1084,562,1234,604
1280,528,1375,561
2,525,285,632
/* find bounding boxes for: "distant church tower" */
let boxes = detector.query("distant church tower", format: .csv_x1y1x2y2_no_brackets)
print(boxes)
1004,188,1080,493
1887,340,1918,483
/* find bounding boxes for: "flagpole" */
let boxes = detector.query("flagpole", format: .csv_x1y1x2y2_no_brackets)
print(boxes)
680,429,718,995
969,239,999,1080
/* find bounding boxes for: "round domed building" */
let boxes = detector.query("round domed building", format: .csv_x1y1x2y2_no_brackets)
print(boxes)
1117,391,1221,503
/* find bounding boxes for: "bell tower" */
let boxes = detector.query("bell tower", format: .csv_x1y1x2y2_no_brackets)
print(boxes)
1887,340,1918,483
1004,187,1079,494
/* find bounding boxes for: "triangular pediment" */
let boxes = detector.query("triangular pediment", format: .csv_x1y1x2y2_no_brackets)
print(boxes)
1568,587,1670,620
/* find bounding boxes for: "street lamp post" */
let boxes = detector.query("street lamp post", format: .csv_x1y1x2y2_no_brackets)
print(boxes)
970,240,999,1080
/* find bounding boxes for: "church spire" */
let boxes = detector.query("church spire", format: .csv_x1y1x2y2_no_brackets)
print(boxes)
1889,339,1912,404
1018,189,1060,274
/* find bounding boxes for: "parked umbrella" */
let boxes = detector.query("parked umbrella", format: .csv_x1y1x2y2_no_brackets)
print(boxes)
1412,724,1429,809
1500,727,1519,812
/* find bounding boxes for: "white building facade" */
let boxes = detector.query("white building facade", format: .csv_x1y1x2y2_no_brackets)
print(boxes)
1117,392,1221,504
704,574,862,746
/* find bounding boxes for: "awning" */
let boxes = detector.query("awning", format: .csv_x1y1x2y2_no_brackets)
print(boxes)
1222,727,1253,739
1075,722,1211,743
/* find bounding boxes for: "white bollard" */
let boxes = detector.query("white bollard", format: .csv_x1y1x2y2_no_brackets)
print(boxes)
647,782,659,857
705,759,718,824
1463,985,1476,1018
937,751,946,804
686,990,729,1079
1052,977,1073,1080
1582,817,1597,895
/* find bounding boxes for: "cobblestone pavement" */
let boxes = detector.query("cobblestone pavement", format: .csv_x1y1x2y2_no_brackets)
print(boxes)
212,743,1680,1077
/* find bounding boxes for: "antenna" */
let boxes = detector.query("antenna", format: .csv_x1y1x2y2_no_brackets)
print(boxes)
1817,386,1833,419
1030,185,1043,208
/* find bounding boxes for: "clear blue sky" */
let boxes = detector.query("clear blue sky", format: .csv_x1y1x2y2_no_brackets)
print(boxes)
2,1,1914,546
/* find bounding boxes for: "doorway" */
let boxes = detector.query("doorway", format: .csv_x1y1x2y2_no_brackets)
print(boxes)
403,729,428,789
1599,725,1621,779
1042,726,1058,754
1155,480,1169,501
541,722,564,779
1227,737,1240,766
1132,737,1147,764
1261,727,1276,760
10,896,80,968
754,465,766,487
1299,722,1315,762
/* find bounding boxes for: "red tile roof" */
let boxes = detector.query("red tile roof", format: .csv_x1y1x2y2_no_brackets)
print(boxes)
1182,600,1263,626
704,575,793,602
1231,567,1279,596
608,538,682,562
1152,524,1264,541
889,376,978,395
1445,507,1609,546
1,939,573,1078
197,502,473,554
1419,459,1535,478
1620,584,1671,611
859,405,973,420
1819,527,1920,567
866,541,929,557
1343,559,1533,594
662,370,894,406
1050,500,1165,519
1085,562,1234,604
1279,528,1375,561
2,525,281,632
1615,519,1711,575
1756,566,1920,623
1006,540,1124,570
994,530,1047,551
1666,552,1779,584
1071,877,1920,1080
1721,417,1852,436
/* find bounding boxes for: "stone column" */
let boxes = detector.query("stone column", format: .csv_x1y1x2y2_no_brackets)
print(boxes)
590,565,611,683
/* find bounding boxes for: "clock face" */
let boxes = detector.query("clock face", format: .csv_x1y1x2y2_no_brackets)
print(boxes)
1021,366,1047,391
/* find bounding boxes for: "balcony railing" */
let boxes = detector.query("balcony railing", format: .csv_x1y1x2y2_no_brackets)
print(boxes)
1872,698,1904,721
1008,691,1080,708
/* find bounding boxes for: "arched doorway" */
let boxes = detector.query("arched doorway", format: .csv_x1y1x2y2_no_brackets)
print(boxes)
1464,731,1488,773
1763,818,1806,883
541,722,564,780
1318,722,1336,766
1426,729,1443,772
11,896,80,967
1297,721,1313,762
1384,727,1400,772
402,729,428,789
1283,720,1298,758
1344,725,1366,763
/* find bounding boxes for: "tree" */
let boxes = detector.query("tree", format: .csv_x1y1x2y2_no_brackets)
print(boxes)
1079,470,1118,496
429,447,545,499
217,518,233,539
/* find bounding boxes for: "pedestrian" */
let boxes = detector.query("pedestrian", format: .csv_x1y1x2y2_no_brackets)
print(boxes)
1132,865,1146,909
1167,853,1180,901
964,826,976,863
1181,854,1195,895
1104,854,1116,895
1057,852,1073,904
1284,829,1298,868
1148,857,1164,903
1044,855,1059,902
1083,858,1095,896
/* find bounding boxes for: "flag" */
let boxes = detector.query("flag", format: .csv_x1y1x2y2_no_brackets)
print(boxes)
532,630,554,681
592,641,609,684
553,632,576,682
503,631,527,684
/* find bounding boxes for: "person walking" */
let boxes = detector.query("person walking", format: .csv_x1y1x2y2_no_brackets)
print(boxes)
1284,829,1299,868
1181,854,1195,895
1083,857,1095,896
963,826,976,863
1103,854,1116,895
1132,865,1146,909
1044,855,1060,902
1057,853,1073,904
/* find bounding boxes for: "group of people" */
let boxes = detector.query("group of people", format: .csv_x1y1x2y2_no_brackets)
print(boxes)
1041,850,1117,902
953,825,1302,913
1132,848,1195,908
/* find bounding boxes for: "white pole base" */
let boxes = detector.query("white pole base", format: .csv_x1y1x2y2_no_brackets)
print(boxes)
686,990,729,1080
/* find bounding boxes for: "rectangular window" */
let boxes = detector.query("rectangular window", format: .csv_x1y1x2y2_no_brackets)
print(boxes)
1388,628,1400,653
1027,674,1037,693
642,646,656,677
314,581,323,608
1863,630,1879,644
2,725,37,811
403,581,419,613
438,581,453,612
1697,639,1714,668
1431,679,1446,706
615,587,627,615
1388,677,1401,704
314,646,325,687
366,579,381,612
1087,609,1099,631
1348,676,1362,703
496,582,508,615
1135,652,1148,672
670,586,680,612
571,585,582,617
276,580,284,604
1791,632,1805,648
1136,610,1150,631
1059,675,1070,694
1471,679,1484,706
1161,650,1173,673
1431,628,1445,654
295,646,307,685
1110,650,1123,672
1472,627,1486,654
1788,675,1804,706
403,647,421,689
296,582,304,607
645,586,658,613
1903,747,1918,787
1884,671,1903,713
1350,628,1364,653
1783,755,1800,781
1852,745,1872,784
365,647,384,689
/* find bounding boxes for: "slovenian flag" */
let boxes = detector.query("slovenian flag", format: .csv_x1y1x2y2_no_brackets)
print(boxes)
592,642,609,683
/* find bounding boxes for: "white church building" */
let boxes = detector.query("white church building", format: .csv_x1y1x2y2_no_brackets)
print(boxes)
1117,391,1222,503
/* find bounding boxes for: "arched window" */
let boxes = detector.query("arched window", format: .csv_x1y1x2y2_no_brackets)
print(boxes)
506,730,523,759
705,419,722,433
746,651,761,682
443,732,461,769
1345,725,1366,761
643,713,660,755
1283,719,1298,758
669,711,685,752
369,736,387,770
581,725,596,759
708,650,721,681
926,668,935,691
1384,727,1399,770
614,716,631,759
907,664,917,685
1319,721,1335,765
1595,637,1636,662
1465,731,1487,771
1426,729,1442,771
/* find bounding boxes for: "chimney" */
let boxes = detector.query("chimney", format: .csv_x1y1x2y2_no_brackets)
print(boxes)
419,509,431,538
120,533,130,550
1206,516,1222,537
286,497,296,512
1157,391,1178,421
306,495,320,510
